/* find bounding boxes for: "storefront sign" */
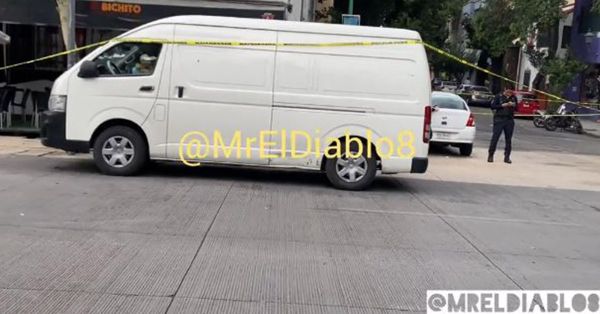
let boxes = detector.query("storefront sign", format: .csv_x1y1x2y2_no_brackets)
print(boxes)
91,2,143,15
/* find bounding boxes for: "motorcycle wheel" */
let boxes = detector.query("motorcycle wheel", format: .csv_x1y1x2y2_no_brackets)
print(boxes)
571,119,584,134
533,117,545,128
545,117,558,131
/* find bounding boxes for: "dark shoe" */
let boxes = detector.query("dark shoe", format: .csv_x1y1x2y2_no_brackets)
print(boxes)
487,155,494,163
504,158,512,164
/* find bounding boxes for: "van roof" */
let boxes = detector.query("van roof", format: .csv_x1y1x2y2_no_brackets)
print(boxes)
146,15,421,40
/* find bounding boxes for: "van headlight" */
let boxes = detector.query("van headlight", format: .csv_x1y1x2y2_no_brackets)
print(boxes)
49,95,67,112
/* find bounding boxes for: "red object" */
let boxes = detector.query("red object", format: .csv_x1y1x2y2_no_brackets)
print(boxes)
262,13,275,20
466,113,475,127
423,106,432,143
513,91,541,115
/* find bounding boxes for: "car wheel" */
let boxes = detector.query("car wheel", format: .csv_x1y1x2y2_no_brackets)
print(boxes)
459,144,473,156
93,126,148,176
325,141,377,191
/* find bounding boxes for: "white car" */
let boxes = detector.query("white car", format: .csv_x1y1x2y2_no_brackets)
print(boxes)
430,92,476,156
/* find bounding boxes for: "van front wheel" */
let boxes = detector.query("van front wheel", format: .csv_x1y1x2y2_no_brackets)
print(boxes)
325,144,377,190
93,126,147,176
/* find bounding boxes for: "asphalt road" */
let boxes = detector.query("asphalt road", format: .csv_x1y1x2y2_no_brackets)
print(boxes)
0,119,599,313
470,107,600,156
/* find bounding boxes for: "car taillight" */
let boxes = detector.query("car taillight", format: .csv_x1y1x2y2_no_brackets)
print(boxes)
423,105,432,143
466,112,475,127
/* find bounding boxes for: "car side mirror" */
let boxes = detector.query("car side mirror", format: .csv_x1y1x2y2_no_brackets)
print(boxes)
78,61,99,78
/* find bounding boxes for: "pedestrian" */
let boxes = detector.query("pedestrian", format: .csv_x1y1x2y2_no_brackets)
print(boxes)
488,85,517,164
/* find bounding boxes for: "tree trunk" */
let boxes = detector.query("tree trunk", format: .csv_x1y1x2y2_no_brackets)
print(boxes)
490,55,504,94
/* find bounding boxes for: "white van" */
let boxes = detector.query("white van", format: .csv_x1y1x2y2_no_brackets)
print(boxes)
41,15,431,190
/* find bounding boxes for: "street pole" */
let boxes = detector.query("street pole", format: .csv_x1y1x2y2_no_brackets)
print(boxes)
349,0,354,15
66,0,76,68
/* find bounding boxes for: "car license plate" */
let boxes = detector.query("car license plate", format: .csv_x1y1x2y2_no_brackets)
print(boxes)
436,132,451,139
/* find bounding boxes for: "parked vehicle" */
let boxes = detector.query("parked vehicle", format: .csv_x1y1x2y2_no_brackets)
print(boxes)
533,110,547,128
457,85,494,107
41,15,432,190
441,81,459,93
430,92,476,156
544,104,583,134
514,91,541,116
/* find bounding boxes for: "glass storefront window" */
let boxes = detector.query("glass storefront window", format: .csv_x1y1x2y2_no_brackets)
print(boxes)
34,26,66,70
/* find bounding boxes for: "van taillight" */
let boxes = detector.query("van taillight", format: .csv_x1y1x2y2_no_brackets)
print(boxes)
466,113,475,127
423,105,432,143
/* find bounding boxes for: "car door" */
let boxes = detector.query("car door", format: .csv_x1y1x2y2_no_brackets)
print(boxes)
66,26,171,150
166,25,276,165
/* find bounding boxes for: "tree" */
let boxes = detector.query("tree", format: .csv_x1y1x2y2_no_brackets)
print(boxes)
333,0,468,76
465,0,567,92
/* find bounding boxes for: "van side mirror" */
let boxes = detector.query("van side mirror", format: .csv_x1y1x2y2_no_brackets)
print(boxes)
78,61,99,78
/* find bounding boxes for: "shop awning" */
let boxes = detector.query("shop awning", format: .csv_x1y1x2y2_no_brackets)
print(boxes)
0,0,287,30
0,31,9,44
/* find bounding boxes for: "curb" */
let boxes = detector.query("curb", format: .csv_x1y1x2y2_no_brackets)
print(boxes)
0,129,40,138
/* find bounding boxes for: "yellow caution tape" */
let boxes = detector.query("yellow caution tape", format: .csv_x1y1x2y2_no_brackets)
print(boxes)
0,36,599,112
0,41,109,71
424,42,600,110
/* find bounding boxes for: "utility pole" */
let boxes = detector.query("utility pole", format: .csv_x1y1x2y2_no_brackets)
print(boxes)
67,0,76,68
349,0,354,15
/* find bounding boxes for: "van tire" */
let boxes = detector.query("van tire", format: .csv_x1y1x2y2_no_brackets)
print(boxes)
459,144,473,156
325,141,377,191
93,126,148,176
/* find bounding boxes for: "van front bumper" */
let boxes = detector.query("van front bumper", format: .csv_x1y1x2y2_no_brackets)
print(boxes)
40,111,89,153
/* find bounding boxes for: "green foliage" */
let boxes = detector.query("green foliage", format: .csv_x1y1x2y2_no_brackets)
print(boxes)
334,0,467,47
467,0,566,57
541,56,586,96
594,0,600,13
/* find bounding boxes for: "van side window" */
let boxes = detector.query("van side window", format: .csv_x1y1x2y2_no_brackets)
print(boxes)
94,43,162,77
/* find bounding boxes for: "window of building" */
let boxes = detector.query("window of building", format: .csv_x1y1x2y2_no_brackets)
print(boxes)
561,26,572,48
34,26,87,71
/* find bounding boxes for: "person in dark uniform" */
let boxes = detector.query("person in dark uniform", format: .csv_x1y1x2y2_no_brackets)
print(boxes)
488,86,518,164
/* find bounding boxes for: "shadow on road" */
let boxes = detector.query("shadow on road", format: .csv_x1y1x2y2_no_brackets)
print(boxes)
52,157,404,192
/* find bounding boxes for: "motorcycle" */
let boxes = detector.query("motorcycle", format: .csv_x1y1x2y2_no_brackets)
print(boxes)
544,104,584,134
533,110,548,128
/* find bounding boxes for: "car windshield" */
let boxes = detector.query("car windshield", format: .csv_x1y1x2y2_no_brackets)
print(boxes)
432,96,467,110
472,86,490,92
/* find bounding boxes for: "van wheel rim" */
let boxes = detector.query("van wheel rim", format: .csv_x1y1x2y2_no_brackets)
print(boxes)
102,136,135,168
336,154,368,183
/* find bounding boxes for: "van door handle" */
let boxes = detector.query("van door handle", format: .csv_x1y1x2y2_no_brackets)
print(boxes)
176,86,184,98
140,86,155,92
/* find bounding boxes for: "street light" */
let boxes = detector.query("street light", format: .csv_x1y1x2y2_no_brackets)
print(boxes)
349,0,354,15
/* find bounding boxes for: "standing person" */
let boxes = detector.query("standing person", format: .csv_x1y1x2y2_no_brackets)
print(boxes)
488,86,518,164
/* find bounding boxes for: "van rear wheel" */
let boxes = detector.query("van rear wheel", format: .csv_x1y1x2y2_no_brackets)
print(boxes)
93,126,147,176
325,142,377,190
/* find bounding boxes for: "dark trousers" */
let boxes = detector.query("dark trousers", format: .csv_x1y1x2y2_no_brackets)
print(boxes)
488,119,515,158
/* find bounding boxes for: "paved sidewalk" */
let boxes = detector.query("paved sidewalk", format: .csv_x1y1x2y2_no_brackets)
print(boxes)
0,136,66,157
